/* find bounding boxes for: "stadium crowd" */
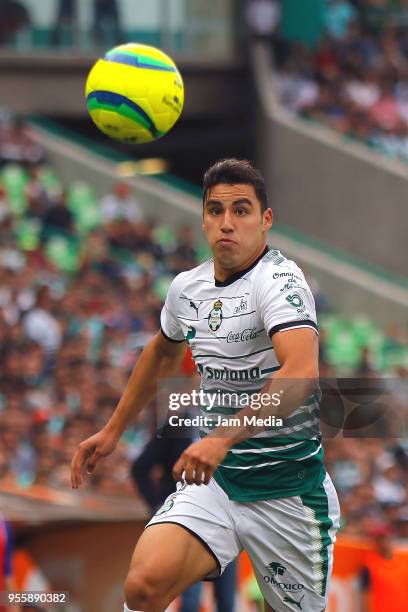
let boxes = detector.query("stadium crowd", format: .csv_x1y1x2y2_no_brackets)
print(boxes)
272,0,408,163
0,116,407,540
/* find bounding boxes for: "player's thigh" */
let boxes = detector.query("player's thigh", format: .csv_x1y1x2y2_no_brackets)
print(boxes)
128,522,217,590
146,478,241,575
241,473,340,612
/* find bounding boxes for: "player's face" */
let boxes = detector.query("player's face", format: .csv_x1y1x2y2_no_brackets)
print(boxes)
202,183,273,280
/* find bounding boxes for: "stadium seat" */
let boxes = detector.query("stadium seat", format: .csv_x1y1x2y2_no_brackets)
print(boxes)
45,235,79,272
0,163,28,215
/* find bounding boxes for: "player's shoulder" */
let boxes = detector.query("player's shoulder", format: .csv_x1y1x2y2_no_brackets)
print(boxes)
167,259,213,298
253,248,306,284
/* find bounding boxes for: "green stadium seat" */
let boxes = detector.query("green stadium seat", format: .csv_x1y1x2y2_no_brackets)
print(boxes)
67,182,101,233
39,166,62,195
0,164,28,215
378,338,408,370
153,275,174,301
152,225,177,252
74,202,102,233
8,194,28,216
325,318,363,371
350,314,378,346
67,181,98,213
196,243,212,262
15,218,41,251
45,236,79,272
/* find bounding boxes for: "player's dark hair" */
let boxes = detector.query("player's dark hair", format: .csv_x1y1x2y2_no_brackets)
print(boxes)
203,159,269,213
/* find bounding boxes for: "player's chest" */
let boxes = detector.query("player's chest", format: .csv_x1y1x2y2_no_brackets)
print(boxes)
177,289,263,347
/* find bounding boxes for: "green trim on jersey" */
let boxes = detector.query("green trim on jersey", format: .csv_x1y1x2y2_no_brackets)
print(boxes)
220,439,321,467
213,447,325,501
300,478,333,597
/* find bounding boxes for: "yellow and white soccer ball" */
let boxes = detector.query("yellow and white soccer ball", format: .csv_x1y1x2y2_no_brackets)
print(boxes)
85,43,184,144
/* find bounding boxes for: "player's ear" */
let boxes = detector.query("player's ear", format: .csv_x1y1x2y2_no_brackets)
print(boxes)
263,207,273,231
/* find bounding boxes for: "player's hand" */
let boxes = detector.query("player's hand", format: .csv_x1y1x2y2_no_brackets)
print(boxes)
70,427,120,489
172,437,231,485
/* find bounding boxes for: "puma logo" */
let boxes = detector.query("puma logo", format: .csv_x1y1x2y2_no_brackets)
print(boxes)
283,594,304,610
189,300,201,317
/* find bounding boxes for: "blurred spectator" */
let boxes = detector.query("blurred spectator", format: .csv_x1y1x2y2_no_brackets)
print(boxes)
276,58,319,113
344,69,380,109
360,523,408,612
372,453,407,505
23,286,62,354
359,0,392,36
131,422,194,515
13,547,51,597
274,1,408,163
25,165,52,220
0,118,43,165
370,81,402,131
0,1,30,46
92,0,122,46
41,190,73,238
355,346,377,375
53,0,76,47
0,515,21,612
324,0,357,41
0,185,9,223
100,181,142,225
245,0,281,42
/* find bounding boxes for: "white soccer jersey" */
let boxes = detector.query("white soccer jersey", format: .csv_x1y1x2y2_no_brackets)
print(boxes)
160,247,324,501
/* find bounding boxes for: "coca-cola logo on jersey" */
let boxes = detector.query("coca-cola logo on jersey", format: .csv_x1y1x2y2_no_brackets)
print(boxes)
226,328,257,343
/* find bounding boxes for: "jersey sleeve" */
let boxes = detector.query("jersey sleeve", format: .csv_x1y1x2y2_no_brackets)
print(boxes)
160,274,185,343
254,265,318,338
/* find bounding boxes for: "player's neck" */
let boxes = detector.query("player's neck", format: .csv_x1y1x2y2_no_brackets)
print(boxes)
214,243,268,283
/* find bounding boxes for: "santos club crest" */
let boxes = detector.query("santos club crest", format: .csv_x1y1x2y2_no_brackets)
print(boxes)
208,299,223,332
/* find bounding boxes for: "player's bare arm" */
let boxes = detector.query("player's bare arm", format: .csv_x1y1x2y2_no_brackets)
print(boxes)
173,326,318,485
70,330,185,488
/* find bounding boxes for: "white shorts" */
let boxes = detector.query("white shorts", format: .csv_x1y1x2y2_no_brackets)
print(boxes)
146,472,340,612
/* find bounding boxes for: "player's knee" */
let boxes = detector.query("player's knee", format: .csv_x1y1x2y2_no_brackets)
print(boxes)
124,567,165,610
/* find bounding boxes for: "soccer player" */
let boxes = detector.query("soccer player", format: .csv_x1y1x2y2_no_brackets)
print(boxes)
71,159,340,612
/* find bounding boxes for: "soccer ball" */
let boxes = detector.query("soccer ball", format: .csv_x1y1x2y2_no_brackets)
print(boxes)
85,43,184,144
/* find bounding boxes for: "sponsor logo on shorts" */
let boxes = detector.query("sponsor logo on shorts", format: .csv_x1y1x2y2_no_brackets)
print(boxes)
267,562,286,576
283,594,305,609
263,561,304,592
